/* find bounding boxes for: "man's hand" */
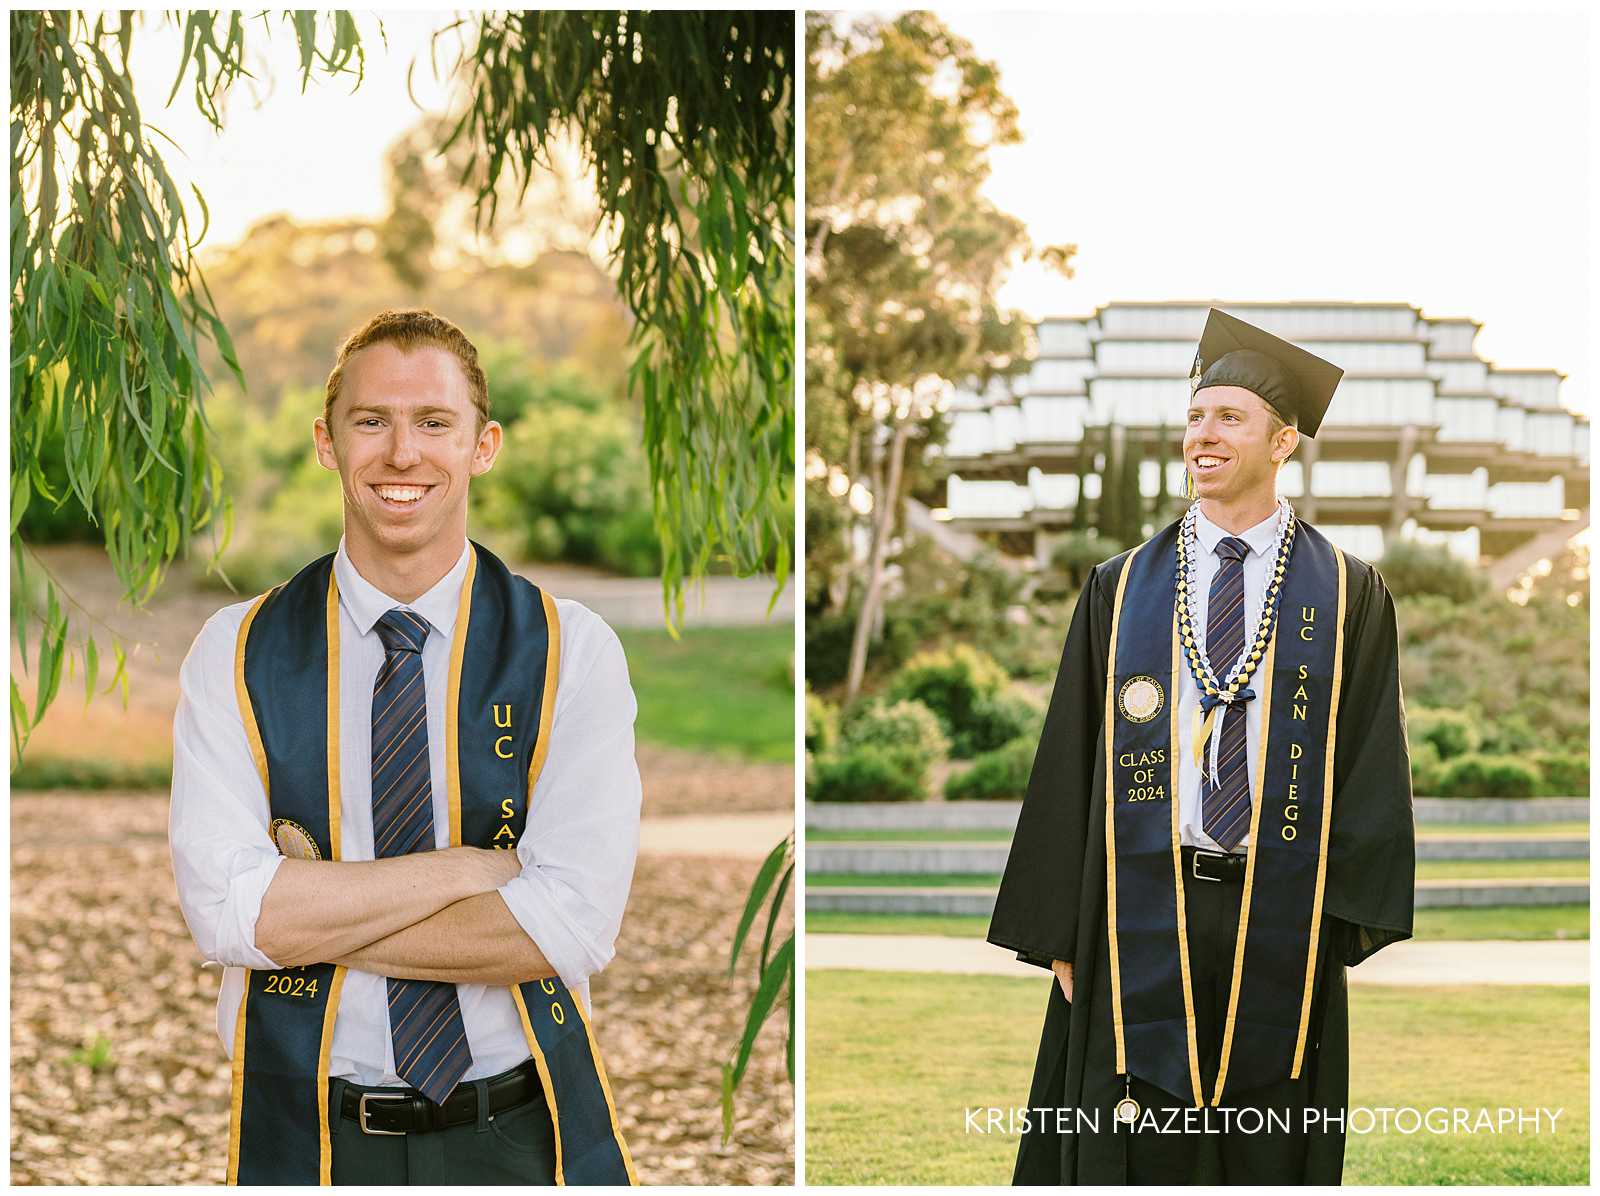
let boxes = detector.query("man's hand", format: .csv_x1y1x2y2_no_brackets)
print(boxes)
256,845,522,968
1052,958,1074,1002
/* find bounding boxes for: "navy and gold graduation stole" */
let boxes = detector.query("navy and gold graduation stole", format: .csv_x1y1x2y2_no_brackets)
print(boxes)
228,541,636,1185
1103,519,1346,1107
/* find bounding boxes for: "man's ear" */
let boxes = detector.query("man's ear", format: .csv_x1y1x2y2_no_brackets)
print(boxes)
470,419,503,477
313,416,340,471
1273,426,1300,464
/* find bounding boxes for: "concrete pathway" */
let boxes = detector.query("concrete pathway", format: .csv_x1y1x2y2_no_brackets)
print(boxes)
804,934,1590,986
513,567,793,629
638,811,792,860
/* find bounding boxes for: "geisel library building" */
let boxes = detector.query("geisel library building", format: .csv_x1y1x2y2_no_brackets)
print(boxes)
936,301,1589,580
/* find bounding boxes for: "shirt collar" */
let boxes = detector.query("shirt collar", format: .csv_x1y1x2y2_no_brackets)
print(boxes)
334,537,472,642
1193,504,1281,559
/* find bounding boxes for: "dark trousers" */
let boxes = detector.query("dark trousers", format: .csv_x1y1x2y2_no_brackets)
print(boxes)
1123,861,1324,1185
328,1071,557,1185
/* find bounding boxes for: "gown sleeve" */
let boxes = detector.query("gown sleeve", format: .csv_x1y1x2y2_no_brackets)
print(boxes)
986,562,1113,971
1321,557,1417,966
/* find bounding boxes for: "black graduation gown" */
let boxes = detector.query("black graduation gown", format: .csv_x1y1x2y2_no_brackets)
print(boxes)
987,521,1416,1185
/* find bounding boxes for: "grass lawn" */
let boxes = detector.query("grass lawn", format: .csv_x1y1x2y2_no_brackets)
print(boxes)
805,970,1588,1185
805,904,1591,942
1415,858,1588,881
806,821,1588,843
617,624,792,762
808,872,1001,888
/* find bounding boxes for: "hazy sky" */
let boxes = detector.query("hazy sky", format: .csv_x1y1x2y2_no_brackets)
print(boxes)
931,4,1593,414
127,11,456,249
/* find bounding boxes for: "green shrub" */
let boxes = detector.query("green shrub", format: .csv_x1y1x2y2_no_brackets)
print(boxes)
1531,752,1589,797
1434,753,1540,799
841,698,949,762
952,688,1044,758
11,756,172,791
806,689,840,756
806,744,926,803
1408,740,1442,796
1406,707,1481,762
471,388,662,576
1378,541,1485,603
887,644,1007,745
1047,531,1124,583
944,737,1036,801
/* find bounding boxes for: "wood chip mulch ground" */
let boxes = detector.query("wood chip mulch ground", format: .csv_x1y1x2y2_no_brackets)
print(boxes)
10,793,793,1185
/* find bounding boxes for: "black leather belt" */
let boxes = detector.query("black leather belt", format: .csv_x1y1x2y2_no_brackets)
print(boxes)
337,1060,544,1136
1182,844,1249,884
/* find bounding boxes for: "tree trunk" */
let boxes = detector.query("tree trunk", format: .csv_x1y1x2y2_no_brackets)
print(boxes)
846,417,911,702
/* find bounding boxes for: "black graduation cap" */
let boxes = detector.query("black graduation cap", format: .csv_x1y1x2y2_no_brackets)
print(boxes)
1189,308,1344,438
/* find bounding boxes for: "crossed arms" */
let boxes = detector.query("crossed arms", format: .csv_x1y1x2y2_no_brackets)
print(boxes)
169,600,641,994
255,847,553,986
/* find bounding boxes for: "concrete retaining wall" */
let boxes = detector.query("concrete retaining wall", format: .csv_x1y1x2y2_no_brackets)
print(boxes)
806,796,1590,832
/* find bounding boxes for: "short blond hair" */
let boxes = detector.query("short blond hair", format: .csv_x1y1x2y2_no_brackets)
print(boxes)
324,308,488,425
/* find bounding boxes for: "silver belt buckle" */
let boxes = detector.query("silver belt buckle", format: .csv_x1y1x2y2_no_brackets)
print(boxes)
358,1091,410,1136
1192,848,1224,883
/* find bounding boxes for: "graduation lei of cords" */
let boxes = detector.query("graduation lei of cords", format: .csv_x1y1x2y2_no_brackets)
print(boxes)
1175,495,1296,787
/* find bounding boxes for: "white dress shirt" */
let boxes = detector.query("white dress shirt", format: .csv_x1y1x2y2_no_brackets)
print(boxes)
169,537,642,1086
1175,504,1285,851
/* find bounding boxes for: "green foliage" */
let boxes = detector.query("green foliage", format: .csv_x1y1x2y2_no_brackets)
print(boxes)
840,699,949,764
722,833,794,1142
1406,707,1481,762
1398,589,1587,760
68,1032,114,1073
447,12,795,626
1529,752,1589,797
8,10,360,757
470,371,662,576
943,737,1035,801
886,645,1008,757
807,744,927,803
1408,740,1442,796
806,689,840,756
1378,541,1485,603
953,689,1043,758
1046,531,1124,592
1434,754,1540,799
10,755,172,791
805,606,919,689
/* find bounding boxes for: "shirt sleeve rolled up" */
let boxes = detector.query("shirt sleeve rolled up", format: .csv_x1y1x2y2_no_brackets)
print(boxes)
168,610,285,971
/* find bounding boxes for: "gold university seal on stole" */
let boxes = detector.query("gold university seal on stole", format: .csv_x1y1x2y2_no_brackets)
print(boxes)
1118,675,1163,723
269,818,322,861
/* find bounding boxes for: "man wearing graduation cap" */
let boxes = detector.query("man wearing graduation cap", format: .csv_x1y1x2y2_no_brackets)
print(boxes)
988,308,1416,1184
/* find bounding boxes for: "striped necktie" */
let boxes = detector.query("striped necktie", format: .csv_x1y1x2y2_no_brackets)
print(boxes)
1200,536,1253,851
372,608,472,1104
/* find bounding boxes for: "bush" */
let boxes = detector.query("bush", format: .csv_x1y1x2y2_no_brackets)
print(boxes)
806,744,926,803
887,644,1007,747
472,385,662,576
1531,752,1589,796
1406,707,1481,762
1408,740,1442,796
1378,541,1484,604
1434,753,1540,799
805,689,839,756
840,698,949,763
952,689,1044,758
943,737,1036,801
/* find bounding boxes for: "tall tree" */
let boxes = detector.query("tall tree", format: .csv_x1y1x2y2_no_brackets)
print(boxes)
11,10,795,1128
11,9,794,747
805,11,1074,700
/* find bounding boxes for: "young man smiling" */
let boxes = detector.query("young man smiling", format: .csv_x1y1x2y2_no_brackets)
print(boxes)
170,309,639,1184
989,308,1416,1185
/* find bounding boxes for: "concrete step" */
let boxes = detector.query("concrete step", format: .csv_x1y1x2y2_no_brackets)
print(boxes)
807,796,1589,833
806,878,1589,916
807,836,1590,874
